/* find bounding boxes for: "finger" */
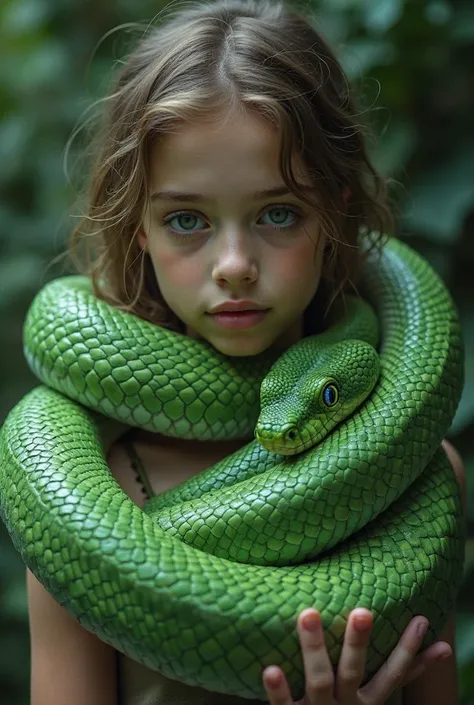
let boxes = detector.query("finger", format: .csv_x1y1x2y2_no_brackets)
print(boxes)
360,616,429,703
297,608,335,704
401,640,452,686
335,608,373,702
262,666,293,705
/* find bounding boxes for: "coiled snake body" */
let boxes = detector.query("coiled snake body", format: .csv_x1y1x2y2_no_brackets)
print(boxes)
0,235,465,700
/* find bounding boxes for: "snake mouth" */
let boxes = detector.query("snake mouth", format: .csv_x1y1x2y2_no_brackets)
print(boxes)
255,417,333,455
255,433,317,456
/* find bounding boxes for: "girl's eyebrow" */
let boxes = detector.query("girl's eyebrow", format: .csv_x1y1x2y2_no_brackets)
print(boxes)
150,184,314,202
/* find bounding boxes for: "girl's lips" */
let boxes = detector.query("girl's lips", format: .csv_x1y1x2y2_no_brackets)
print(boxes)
208,310,269,330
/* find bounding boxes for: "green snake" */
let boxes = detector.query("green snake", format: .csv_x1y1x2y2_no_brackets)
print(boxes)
0,234,465,701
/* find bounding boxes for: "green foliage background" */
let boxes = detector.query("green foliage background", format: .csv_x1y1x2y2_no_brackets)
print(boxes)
0,0,473,702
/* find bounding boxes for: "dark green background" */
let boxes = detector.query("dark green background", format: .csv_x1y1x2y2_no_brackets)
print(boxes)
1,0,473,702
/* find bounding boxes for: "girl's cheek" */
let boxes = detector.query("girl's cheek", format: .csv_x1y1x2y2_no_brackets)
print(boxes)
273,247,322,290
152,247,201,288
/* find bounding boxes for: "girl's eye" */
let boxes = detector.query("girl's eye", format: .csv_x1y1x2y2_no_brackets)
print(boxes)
259,206,301,229
162,212,208,235
162,206,302,237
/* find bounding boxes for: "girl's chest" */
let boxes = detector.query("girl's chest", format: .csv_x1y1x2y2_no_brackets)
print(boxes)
107,432,248,508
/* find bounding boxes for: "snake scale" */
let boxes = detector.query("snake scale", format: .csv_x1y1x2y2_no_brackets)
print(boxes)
0,234,465,701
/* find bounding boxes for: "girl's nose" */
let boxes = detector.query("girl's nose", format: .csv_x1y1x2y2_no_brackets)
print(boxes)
211,228,258,286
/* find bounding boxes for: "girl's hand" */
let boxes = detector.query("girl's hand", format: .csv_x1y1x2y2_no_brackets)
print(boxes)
262,608,452,705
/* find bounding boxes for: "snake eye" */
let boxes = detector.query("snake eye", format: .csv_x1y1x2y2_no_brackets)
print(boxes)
322,383,339,407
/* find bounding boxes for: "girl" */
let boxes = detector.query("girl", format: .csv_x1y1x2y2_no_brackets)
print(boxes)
26,1,465,704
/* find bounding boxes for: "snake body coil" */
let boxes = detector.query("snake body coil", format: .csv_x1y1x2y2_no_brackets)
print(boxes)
0,235,465,701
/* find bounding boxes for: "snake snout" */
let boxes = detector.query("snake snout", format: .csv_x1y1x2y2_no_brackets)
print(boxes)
255,423,303,455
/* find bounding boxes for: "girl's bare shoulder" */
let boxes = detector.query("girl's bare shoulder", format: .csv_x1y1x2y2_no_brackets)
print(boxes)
27,569,117,705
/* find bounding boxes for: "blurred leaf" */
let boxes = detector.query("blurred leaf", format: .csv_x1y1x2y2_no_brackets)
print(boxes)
0,254,45,309
362,0,404,34
370,118,417,176
0,526,26,579
0,116,33,182
341,38,396,77
451,5,474,44
465,451,474,530
457,612,474,665
2,0,51,36
424,0,453,26
403,143,474,243
0,627,30,681
463,538,474,576
320,0,363,10
308,9,351,44
2,582,28,621
10,41,69,92
450,308,474,435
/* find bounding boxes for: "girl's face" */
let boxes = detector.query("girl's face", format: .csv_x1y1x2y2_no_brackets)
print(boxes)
139,108,326,357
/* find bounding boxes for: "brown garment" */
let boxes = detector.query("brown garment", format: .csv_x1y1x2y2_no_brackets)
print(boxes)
116,651,264,704
116,651,403,705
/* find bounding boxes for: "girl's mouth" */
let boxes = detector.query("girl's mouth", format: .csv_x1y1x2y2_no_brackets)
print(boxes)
208,310,269,330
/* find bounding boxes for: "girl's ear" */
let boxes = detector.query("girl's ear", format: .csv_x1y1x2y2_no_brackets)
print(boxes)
137,227,148,251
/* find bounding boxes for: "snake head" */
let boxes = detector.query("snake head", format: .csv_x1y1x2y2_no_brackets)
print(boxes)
254,339,380,455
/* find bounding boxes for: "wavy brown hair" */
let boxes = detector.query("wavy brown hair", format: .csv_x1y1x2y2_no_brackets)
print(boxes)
67,0,396,334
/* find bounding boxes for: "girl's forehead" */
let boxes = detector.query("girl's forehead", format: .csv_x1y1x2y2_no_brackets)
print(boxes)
148,111,309,194
153,109,279,158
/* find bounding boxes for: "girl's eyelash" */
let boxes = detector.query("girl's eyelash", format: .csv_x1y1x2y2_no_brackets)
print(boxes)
161,205,303,237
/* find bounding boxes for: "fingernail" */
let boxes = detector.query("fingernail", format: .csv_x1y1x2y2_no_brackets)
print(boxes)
353,614,370,632
352,609,371,632
417,619,429,637
436,651,451,661
302,612,320,632
264,666,282,687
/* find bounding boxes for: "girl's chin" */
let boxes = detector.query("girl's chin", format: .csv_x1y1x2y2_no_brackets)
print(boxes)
185,317,300,356
184,322,269,355
207,338,271,357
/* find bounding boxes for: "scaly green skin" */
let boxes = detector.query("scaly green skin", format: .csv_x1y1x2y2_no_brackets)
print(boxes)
0,235,465,701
